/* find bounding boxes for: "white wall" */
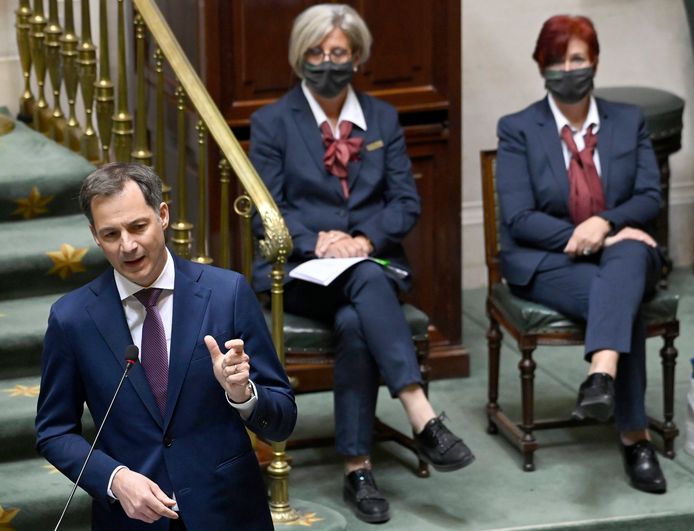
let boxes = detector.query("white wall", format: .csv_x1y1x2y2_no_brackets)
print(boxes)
462,0,694,288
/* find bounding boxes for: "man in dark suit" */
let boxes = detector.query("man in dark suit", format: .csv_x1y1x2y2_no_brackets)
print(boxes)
35,162,296,530
496,15,666,493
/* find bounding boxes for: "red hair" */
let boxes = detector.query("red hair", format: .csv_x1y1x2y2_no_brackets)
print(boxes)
532,15,599,69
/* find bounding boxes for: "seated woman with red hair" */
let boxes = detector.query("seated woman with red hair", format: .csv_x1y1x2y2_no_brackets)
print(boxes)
495,15,667,493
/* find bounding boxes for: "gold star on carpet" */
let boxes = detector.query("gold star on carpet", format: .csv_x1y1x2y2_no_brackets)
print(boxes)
42,464,60,475
284,512,324,527
0,505,19,530
2,385,40,397
47,243,88,279
12,186,54,219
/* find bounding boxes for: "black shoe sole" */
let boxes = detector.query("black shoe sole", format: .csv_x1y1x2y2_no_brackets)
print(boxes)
342,491,391,524
629,478,667,494
418,451,476,472
572,395,614,423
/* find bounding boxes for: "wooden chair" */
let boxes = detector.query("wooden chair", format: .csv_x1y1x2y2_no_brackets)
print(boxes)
262,301,433,477
479,149,680,471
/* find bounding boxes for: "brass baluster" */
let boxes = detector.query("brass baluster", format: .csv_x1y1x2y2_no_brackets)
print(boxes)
268,250,299,524
112,0,133,162
233,193,254,282
170,85,193,258
154,48,170,203
30,0,51,134
131,12,152,165
77,0,99,163
61,0,81,151
44,0,65,143
15,0,34,123
191,120,212,264
218,158,232,270
94,0,114,163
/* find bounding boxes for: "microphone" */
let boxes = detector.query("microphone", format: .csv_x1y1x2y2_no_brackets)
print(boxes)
54,345,139,531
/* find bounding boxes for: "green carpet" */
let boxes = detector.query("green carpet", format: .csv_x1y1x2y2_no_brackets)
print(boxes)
0,116,99,531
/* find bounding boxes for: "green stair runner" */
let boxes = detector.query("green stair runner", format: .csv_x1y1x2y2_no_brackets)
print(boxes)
0,115,102,531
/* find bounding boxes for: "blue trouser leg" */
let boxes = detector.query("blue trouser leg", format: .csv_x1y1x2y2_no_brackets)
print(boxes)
284,261,422,456
332,305,381,455
510,240,661,432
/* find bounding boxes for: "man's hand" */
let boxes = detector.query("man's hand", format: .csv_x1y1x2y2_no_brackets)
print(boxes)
604,227,657,248
564,216,611,257
111,468,178,523
205,336,252,403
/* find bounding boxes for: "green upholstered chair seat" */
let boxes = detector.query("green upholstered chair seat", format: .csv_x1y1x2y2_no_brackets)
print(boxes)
490,283,679,335
263,303,430,354
593,86,684,140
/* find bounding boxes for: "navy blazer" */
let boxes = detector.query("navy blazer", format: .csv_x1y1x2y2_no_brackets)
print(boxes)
249,85,421,292
495,96,661,286
35,254,296,530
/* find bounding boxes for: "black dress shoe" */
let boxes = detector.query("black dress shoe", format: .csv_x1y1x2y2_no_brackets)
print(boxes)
622,440,667,494
414,413,475,472
343,468,390,523
572,372,614,422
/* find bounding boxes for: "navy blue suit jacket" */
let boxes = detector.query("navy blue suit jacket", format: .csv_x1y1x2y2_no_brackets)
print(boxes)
249,85,421,292
495,96,661,286
35,254,296,530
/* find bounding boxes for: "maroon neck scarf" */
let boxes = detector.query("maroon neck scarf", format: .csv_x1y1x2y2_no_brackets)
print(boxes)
320,120,363,198
561,124,605,224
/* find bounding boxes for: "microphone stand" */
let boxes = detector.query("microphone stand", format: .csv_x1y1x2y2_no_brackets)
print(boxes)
54,346,139,531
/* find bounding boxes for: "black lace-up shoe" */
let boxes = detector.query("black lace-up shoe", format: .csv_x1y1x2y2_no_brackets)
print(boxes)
622,440,667,494
343,468,391,523
414,413,475,472
572,372,615,422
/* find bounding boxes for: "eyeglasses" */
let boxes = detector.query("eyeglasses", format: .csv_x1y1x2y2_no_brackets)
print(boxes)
305,46,352,65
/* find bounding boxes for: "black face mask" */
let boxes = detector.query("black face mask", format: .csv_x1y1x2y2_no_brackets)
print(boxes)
543,66,594,104
302,60,354,99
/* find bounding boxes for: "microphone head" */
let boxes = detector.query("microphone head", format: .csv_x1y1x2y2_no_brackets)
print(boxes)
124,345,139,365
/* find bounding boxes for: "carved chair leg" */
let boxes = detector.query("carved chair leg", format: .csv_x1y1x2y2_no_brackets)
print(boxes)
519,346,537,471
486,317,502,435
660,330,678,458
415,336,431,476
416,337,431,397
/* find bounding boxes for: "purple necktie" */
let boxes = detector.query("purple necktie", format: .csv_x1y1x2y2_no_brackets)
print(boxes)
134,288,168,417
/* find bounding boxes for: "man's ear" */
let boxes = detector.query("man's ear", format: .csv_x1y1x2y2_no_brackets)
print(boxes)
89,224,101,248
159,202,169,230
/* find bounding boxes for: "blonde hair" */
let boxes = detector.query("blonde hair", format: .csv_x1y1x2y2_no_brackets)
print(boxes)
288,3,372,78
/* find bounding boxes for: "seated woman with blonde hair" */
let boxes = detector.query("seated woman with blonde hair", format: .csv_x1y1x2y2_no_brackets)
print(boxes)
250,3,474,523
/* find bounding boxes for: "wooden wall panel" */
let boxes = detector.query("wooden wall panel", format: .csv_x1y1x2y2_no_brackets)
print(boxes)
164,0,465,359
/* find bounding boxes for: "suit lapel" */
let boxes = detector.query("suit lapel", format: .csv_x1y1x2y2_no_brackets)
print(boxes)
346,125,365,196
536,97,570,199
163,256,210,431
86,270,163,428
289,86,329,177
596,98,613,200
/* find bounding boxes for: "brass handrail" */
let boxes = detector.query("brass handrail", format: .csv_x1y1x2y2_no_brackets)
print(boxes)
132,0,292,266
132,0,296,522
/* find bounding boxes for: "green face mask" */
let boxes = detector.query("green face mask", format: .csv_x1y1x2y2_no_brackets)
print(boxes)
302,60,354,99
543,66,594,104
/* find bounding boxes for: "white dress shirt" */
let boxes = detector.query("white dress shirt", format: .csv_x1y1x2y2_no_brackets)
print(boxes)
548,92,602,176
301,81,367,136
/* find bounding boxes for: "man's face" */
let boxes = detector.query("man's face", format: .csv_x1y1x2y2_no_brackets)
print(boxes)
90,179,169,287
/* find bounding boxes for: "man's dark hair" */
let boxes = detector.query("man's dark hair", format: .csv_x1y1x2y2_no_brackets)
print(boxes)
79,162,163,225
